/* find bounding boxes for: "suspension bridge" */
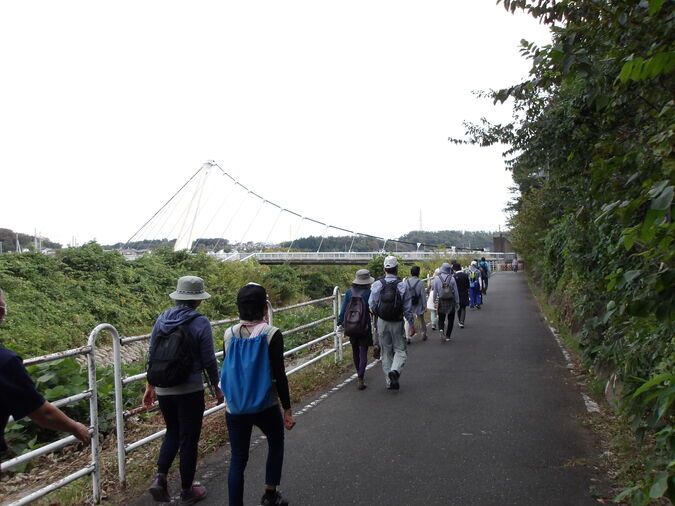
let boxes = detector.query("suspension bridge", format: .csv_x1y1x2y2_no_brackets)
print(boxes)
122,161,517,266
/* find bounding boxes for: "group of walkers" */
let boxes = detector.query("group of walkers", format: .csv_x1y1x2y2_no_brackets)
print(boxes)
337,255,493,393
0,255,503,506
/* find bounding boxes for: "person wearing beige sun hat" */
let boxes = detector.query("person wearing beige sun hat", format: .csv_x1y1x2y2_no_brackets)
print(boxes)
337,269,375,390
143,276,223,505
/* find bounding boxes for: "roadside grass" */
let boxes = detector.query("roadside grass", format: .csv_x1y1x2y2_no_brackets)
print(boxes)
525,275,667,505
20,353,356,505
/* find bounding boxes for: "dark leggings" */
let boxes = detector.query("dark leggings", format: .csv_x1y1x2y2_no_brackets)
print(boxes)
351,343,368,379
457,305,466,325
226,405,285,506
438,309,456,337
157,390,205,489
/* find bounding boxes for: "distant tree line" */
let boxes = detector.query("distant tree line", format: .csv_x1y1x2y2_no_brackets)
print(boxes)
0,228,61,252
106,238,232,252
280,230,498,252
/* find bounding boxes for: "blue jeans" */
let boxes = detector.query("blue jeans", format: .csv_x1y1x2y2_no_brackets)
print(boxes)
469,285,481,307
226,405,285,506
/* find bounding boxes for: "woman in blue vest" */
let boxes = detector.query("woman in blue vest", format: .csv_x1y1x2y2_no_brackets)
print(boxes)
221,283,295,506
337,269,375,390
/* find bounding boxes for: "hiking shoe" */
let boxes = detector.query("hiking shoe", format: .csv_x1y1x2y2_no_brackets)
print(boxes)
388,370,400,390
149,473,170,503
261,490,289,505
180,483,207,505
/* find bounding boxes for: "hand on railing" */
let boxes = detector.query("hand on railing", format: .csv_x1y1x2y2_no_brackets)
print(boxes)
72,422,92,445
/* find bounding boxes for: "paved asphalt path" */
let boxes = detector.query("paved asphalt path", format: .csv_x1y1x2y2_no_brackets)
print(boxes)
134,272,604,505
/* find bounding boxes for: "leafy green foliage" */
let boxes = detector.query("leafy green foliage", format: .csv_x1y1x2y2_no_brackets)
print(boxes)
457,0,674,501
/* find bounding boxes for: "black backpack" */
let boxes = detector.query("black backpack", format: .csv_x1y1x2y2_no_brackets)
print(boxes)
407,279,420,306
377,277,403,321
439,274,455,302
343,290,370,337
147,324,195,387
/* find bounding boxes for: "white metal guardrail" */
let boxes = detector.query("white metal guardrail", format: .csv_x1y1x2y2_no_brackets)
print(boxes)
6,270,508,503
1,328,102,506
1,290,343,504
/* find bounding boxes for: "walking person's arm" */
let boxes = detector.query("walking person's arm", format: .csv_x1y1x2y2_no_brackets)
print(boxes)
195,317,224,404
400,282,415,334
28,402,91,444
268,330,295,430
1,356,90,445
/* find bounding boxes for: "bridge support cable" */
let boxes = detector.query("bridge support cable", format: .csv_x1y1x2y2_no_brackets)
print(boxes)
257,207,285,255
190,178,238,253
174,167,209,251
211,189,252,253
232,198,267,254
123,164,205,248
286,216,306,255
316,224,330,253
348,232,357,253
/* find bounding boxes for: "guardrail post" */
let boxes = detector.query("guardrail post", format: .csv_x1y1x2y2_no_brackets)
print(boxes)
111,325,127,486
267,300,274,326
86,333,101,503
333,286,342,362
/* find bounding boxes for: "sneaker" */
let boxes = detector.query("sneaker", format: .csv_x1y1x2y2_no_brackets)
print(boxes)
459,323,465,328
357,378,367,390
406,337,412,344
261,490,289,505
180,483,207,505
149,473,170,503
388,370,400,390
422,334,428,341
431,326,437,330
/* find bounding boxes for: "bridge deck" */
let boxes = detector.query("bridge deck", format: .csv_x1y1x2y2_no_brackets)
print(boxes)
133,272,604,505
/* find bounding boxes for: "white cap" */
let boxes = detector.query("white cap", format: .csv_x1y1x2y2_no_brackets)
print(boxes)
384,255,398,268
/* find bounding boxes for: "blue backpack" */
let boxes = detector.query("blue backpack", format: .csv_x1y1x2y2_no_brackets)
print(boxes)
221,324,277,415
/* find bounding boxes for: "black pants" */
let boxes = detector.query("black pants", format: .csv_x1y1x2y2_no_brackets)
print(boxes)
226,405,285,506
457,305,466,325
481,277,488,294
438,308,456,337
157,390,205,489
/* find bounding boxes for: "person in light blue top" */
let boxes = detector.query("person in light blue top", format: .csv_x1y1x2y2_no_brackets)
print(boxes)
368,256,415,390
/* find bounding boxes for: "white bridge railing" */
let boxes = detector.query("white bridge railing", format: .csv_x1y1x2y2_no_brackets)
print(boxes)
212,251,517,265
1,289,344,505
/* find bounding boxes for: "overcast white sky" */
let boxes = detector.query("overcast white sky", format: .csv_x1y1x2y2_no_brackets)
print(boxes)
1,1,550,247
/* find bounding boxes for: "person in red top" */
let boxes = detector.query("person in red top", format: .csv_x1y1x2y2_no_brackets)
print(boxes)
0,288,90,469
